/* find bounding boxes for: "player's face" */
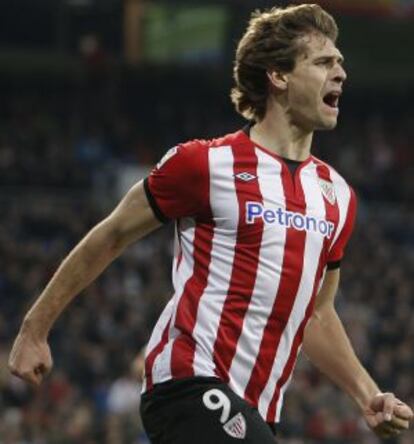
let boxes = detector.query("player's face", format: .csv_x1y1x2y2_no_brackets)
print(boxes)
284,32,346,131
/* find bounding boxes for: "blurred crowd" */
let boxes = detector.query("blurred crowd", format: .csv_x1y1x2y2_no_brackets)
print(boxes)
0,85,413,444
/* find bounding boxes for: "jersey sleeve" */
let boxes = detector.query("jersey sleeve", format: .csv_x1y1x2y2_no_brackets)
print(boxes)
144,141,209,223
327,187,357,266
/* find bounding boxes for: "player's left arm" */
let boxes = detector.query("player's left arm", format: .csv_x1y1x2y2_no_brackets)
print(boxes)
303,268,413,439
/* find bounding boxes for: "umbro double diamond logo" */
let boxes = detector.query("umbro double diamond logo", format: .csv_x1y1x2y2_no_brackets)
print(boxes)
234,172,257,182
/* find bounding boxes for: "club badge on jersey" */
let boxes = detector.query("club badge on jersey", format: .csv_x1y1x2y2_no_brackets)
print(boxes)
318,178,336,205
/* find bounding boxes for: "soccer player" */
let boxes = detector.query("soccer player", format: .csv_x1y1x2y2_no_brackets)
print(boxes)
8,4,413,443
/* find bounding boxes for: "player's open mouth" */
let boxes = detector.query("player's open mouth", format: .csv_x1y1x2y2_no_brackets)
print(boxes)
322,92,340,109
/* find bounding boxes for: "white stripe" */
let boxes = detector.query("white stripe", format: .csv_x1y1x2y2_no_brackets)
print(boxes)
172,218,197,300
329,168,351,247
142,297,175,391
168,217,197,340
144,298,174,358
150,219,196,384
151,340,174,383
227,149,286,396
171,222,180,289
192,146,239,376
258,161,326,421
275,353,297,421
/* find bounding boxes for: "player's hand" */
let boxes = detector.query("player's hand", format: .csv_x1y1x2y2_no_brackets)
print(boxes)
8,326,53,387
363,392,413,439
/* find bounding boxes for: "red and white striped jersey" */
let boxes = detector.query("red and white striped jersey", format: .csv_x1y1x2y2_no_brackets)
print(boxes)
142,129,356,424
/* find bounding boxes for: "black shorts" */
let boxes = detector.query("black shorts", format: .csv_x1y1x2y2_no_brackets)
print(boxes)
140,377,278,444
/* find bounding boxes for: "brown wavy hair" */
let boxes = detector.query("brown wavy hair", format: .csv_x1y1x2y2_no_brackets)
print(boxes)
231,4,338,122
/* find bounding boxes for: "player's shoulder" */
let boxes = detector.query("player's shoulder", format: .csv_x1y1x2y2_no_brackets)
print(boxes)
178,130,243,152
156,130,242,173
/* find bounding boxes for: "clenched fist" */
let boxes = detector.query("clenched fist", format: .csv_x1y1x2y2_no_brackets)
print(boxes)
8,325,53,387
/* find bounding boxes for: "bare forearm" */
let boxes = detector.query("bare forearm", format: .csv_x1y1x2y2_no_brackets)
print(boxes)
23,219,124,337
303,307,379,410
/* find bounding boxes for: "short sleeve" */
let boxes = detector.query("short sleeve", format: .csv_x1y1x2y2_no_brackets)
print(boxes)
144,141,209,223
327,187,357,264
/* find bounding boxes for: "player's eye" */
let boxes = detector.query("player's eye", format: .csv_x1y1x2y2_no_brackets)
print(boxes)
315,59,331,66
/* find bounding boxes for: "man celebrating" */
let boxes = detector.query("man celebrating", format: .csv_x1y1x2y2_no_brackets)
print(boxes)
9,4,413,443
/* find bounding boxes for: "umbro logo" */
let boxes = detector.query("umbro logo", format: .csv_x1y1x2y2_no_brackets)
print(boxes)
234,172,257,182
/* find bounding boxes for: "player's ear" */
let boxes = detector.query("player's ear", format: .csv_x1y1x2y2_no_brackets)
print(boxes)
267,70,288,91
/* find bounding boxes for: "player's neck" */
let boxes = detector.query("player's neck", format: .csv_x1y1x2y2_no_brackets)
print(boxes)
251,108,313,162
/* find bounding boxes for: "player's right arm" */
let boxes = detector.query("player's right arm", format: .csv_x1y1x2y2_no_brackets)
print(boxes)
8,180,161,386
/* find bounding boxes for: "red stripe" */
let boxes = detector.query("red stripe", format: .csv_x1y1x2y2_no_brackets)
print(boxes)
169,146,213,379
265,262,321,422
266,162,340,421
212,147,264,381
170,222,215,378
176,250,183,270
244,161,307,406
145,318,172,391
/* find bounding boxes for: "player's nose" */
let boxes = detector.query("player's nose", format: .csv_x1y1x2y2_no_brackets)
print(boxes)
333,63,347,84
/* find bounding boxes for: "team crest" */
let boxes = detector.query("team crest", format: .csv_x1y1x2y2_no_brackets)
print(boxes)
223,413,247,439
318,178,336,205
156,146,178,170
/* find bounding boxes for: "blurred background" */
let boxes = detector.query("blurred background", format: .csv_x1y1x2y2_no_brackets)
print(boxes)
0,0,413,443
